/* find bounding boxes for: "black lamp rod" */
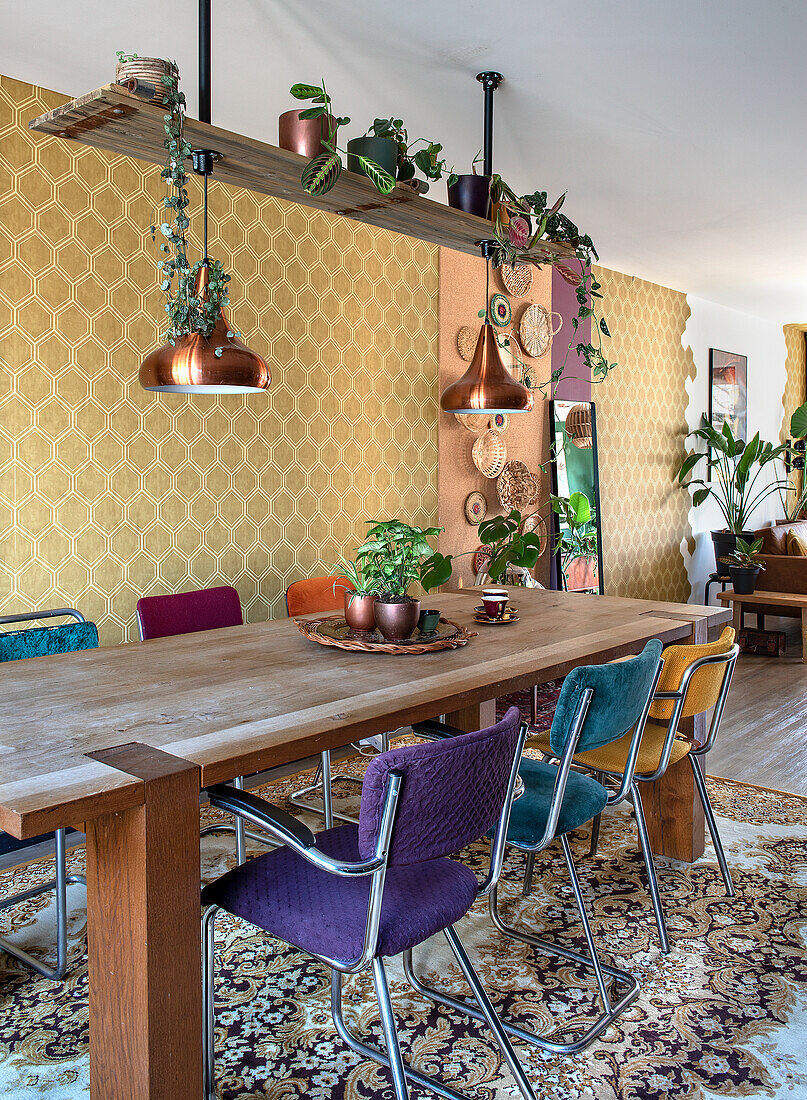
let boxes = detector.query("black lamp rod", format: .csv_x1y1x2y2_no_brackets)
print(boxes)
476,71,503,178
199,0,211,125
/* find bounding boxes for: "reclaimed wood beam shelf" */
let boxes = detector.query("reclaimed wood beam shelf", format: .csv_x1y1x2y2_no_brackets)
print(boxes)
29,83,577,263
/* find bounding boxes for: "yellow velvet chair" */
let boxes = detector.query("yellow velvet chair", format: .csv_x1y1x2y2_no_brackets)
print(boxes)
528,627,738,953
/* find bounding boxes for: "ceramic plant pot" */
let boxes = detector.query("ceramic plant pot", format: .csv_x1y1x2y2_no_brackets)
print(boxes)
344,592,377,633
729,565,761,595
346,136,398,181
278,109,335,158
374,598,421,642
712,530,755,578
447,174,492,219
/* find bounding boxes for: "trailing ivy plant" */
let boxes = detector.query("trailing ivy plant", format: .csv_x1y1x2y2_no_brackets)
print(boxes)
486,178,616,392
134,56,233,353
289,82,396,197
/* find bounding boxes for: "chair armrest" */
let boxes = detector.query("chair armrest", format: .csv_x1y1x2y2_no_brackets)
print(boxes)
206,784,316,850
411,718,468,740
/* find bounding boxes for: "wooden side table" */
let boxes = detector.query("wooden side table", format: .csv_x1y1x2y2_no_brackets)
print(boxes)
718,589,807,662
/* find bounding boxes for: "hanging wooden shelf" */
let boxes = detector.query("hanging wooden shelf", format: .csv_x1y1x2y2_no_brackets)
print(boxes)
29,83,577,264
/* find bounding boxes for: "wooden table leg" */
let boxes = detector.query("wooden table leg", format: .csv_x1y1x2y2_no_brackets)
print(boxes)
444,699,497,732
732,601,743,636
640,617,707,862
801,607,807,663
85,743,202,1100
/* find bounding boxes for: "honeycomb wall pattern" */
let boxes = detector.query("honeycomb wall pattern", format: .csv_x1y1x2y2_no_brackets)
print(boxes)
0,74,439,644
782,324,806,507
593,267,694,602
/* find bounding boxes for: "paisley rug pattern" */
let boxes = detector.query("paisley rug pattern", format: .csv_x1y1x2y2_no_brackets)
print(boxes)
0,716,806,1099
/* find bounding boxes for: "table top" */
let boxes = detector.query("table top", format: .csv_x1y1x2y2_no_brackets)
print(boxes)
0,589,729,838
718,588,807,606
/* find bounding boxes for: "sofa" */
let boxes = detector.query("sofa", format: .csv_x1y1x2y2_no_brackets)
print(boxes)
743,519,807,622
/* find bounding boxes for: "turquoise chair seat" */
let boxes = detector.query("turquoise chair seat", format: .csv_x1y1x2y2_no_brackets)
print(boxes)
505,759,608,847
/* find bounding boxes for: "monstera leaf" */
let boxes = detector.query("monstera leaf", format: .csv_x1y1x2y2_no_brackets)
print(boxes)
301,153,342,196
791,401,807,440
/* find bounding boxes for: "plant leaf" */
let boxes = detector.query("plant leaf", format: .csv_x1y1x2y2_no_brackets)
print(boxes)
290,83,323,100
791,401,807,439
356,155,396,194
301,152,342,196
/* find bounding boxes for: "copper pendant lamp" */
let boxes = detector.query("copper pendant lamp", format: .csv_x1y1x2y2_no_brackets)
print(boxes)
139,0,270,394
440,246,532,415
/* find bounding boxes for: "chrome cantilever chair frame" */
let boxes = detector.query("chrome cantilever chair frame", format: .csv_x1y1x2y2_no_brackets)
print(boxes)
546,645,739,955
202,722,535,1100
0,609,89,980
410,683,646,1054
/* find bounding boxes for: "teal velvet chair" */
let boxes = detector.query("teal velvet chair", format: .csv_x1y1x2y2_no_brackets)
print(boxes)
0,608,99,980
409,638,663,1054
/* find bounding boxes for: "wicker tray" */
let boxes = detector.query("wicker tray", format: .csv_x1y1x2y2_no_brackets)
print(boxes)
497,459,541,510
519,303,563,358
296,616,476,654
499,261,533,297
472,429,507,478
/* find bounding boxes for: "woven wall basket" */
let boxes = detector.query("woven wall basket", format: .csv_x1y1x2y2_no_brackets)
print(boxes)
499,262,533,297
520,303,563,358
456,325,478,362
497,459,541,510
454,412,489,433
472,430,507,479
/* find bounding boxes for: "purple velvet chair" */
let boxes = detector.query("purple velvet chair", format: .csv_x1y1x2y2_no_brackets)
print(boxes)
200,707,534,1100
136,585,270,865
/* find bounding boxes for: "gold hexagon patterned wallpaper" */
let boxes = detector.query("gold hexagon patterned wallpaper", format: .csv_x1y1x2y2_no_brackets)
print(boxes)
593,267,694,602
782,324,806,506
0,74,439,644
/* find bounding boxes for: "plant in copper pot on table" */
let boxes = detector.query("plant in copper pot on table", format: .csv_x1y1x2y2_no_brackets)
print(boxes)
332,557,379,633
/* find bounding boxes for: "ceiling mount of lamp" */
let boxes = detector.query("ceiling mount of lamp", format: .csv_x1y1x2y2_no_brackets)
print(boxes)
440,72,532,415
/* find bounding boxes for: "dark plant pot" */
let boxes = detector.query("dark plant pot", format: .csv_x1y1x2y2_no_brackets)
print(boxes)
447,174,492,219
278,109,335,158
346,137,398,181
417,608,440,635
729,565,761,595
711,530,755,578
344,592,376,633
374,598,421,642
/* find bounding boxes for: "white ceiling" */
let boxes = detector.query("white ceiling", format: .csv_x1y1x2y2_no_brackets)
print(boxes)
2,0,806,323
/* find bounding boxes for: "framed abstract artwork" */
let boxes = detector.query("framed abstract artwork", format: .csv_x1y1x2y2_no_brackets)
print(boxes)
709,348,747,443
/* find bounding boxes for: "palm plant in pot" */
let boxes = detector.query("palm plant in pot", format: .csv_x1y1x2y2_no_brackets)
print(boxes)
720,537,766,595
356,520,445,641
332,557,378,634
677,416,791,577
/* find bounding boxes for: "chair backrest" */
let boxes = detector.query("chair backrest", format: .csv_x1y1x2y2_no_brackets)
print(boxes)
136,585,243,641
649,626,736,721
0,608,98,662
358,706,522,866
285,575,351,617
549,639,663,757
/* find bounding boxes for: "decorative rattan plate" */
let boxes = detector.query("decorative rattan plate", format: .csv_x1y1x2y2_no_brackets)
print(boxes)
521,512,549,556
464,491,488,525
489,412,509,432
472,430,507,478
457,325,478,361
499,262,533,297
296,616,475,654
519,303,563,358
454,412,489,433
490,294,512,327
497,459,541,510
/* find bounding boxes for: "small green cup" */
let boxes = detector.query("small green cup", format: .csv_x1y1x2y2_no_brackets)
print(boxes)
418,609,440,636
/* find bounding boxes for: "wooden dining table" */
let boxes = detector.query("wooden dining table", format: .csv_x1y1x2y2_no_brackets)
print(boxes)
0,587,729,1100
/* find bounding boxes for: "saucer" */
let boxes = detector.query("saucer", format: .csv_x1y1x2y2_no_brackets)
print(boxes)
473,606,520,625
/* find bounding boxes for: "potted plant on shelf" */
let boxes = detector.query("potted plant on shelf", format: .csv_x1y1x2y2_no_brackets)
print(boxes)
356,520,445,641
332,558,378,633
446,151,490,218
720,537,766,595
677,417,791,577
357,117,447,190
285,82,395,197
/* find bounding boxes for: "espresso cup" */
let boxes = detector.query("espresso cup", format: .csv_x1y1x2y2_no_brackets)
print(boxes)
482,592,509,619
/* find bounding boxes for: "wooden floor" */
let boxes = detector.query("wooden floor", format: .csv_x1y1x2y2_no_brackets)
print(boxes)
710,615,807,795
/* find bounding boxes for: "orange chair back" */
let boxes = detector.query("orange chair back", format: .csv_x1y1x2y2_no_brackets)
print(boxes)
649,626,735,722
285,575,352,617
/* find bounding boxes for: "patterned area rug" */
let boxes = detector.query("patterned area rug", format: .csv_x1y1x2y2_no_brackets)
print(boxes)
1,729,806,1099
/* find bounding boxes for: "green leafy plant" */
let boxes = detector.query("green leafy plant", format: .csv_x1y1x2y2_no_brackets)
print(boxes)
422,509,543,587
777,400,807,520
332,557,379,605
550,492,598,580
289,82,395,197
719,537,766,571
136,57,233,352
445,150,485,190
677,416,791,532
357,520,445,599
116,51,139,64
364,117,447,183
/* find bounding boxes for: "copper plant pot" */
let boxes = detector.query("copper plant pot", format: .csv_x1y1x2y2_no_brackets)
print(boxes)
344,592,377,633
278,110,335,158
374,598,421,642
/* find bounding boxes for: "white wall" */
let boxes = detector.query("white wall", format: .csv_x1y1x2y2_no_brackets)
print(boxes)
681,296,788,600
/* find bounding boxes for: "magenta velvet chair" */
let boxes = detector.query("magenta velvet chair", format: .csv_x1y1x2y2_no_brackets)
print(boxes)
200,707,534,1100
136,585,268,864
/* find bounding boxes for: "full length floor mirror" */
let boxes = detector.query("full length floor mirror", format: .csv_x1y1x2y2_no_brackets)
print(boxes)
549,399,605,594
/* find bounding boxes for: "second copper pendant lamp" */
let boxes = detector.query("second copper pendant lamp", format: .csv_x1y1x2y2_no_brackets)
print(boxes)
139,0,270,393
439,72,531,416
